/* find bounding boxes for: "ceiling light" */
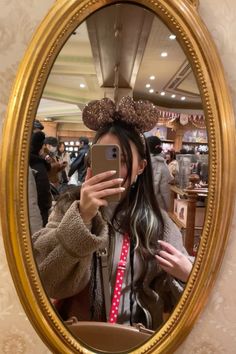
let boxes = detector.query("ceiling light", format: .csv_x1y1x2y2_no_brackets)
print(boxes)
161,52,168,57
169,34,176,40
181,96,186,101
149,89,154,93
146,83,151,88
171,94,176,98
80,83,86,88
160,91,166,96
149,75,155,80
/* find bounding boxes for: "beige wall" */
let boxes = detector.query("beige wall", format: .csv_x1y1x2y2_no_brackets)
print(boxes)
0,1,235,353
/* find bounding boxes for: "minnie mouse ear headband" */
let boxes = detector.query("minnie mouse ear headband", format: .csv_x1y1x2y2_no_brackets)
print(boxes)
82,96,158,133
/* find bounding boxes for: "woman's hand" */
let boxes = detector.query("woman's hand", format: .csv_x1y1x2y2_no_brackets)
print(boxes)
155,240,192,283
79,167,125,223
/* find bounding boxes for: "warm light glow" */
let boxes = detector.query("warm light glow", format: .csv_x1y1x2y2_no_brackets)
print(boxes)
161,52,168,57
181,96,186,101
169,34,176,40
149,75,155,80
146,83,151,88
149,89,154,93
160,91,166,96
171,94,176,98
80,83,86,88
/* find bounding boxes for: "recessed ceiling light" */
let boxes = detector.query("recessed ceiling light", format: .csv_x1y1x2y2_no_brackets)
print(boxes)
146,83,151,88
161,52,168,57
181,96,186,101
80,83,86,88
160,91,166,96
149,89,154,93
171,94,176,98
149,75,155,80
169,34,176,40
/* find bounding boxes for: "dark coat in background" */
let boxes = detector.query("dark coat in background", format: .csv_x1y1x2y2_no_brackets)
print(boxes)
68,144,90,183
29,154,52,226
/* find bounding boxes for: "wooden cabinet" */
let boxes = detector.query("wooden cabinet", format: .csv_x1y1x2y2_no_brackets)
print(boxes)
169,186,207,255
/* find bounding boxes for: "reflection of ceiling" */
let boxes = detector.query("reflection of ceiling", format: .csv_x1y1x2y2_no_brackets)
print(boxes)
87,4,154,90
37,3,203,125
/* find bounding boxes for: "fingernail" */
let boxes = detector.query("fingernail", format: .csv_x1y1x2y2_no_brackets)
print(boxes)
110,170,116,174
120,187,126,191
117,178,124,182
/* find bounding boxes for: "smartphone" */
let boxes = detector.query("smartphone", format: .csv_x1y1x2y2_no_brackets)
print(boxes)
90,144,121,203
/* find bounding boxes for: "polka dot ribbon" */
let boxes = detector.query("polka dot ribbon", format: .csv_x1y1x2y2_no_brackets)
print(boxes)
108,233,130,324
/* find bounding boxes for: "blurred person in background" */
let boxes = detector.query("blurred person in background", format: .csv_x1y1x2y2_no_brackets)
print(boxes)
165,150,179,182
29,131,52,226
147,136,173,211
57,142,71,183
43,136,68,190
33,119,44,133
28,167,43,234
68,136,90,185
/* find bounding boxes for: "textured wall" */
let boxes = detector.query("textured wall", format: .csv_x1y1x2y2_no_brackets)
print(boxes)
0,0,235,353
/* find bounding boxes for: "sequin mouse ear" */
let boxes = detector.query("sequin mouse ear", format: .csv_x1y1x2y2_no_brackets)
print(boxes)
117,96,158,133
82,96,158,133
82,98,116,131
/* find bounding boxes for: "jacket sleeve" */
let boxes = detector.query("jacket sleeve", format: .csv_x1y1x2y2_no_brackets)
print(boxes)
32,200,108,299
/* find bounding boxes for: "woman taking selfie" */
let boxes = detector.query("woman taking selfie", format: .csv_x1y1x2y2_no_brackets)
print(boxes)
33,97,192,330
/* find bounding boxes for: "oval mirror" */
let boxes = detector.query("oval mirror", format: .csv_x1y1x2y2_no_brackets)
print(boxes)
0,0,235,353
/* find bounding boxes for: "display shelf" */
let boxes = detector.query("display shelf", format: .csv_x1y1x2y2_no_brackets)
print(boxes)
170,186,207,255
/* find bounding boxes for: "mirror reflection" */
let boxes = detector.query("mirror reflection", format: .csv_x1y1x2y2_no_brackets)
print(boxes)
29,3,208,351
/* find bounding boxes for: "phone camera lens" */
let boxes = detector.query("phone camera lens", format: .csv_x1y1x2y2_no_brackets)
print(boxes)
112,147,117,152
112,153,117,158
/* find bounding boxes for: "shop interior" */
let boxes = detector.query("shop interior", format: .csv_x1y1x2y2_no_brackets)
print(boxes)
36,4,208,256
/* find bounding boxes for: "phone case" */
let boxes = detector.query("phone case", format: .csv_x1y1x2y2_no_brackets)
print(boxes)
91,144,121,203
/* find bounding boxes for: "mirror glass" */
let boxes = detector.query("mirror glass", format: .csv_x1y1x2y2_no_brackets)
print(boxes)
29,3,207,351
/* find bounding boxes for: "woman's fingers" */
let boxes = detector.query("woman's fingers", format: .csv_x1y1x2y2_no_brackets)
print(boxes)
92,178,124,192
155,254,172,268
82,173,124,194
93,186,125,199
158,240,179,255
86,170,118,186
156,241,193,282
84,167,92,181
157,250,175,263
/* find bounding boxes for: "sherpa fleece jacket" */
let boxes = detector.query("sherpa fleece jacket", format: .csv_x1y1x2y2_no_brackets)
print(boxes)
32,199,190,329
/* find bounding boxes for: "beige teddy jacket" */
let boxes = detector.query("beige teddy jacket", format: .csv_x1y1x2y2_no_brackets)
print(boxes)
33,199,190,329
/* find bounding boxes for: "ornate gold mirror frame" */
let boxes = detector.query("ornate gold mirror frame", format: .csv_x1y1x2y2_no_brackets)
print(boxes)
0,0,235,353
